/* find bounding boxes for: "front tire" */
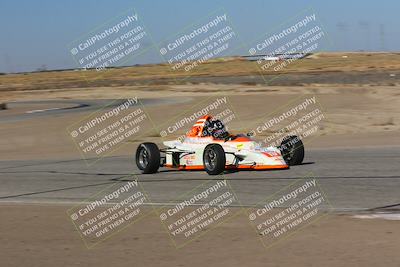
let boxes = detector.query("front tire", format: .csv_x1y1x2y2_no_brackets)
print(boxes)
279,136,304,166
136,142,160,174
203,144,226,175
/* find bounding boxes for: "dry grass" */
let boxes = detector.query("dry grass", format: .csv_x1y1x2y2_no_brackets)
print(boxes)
0,52,399,92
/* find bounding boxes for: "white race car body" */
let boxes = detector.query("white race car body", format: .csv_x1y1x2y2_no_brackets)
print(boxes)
163,135,288,170
135,115,302,174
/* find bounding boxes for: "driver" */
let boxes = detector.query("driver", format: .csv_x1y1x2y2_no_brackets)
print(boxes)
203,118,229,139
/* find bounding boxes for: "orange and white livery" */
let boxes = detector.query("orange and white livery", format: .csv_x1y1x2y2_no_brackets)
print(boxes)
136,115,304,175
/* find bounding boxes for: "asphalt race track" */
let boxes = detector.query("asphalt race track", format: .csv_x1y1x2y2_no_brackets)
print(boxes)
0,97,193,123
0,146,399,211
1,98,399,212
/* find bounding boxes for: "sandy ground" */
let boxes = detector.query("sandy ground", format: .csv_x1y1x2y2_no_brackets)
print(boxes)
0,84,399,161
0,205,399,267
0,87,399,266
0,53,399,266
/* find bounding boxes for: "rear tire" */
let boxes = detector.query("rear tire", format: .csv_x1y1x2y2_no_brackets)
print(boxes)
136,142,160,174
280,136,304,166
203,144,226,175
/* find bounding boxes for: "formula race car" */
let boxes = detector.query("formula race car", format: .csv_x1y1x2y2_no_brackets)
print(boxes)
135,115,304,175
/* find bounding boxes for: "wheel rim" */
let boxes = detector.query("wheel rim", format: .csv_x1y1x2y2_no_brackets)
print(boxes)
204,148,217,170
138,147,149,168
282,142,294,162
286,146,295,161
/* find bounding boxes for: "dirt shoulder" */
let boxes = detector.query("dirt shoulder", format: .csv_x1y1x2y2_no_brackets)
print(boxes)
0,204,398,267
0,85,399,161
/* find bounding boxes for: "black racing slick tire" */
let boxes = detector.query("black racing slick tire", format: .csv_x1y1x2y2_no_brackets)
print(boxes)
136,142,160,174
279,135,304,166
203,144,226,175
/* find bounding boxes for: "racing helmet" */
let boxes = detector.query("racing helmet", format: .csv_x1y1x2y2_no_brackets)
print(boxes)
187,115,212,137
203,118,228,139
